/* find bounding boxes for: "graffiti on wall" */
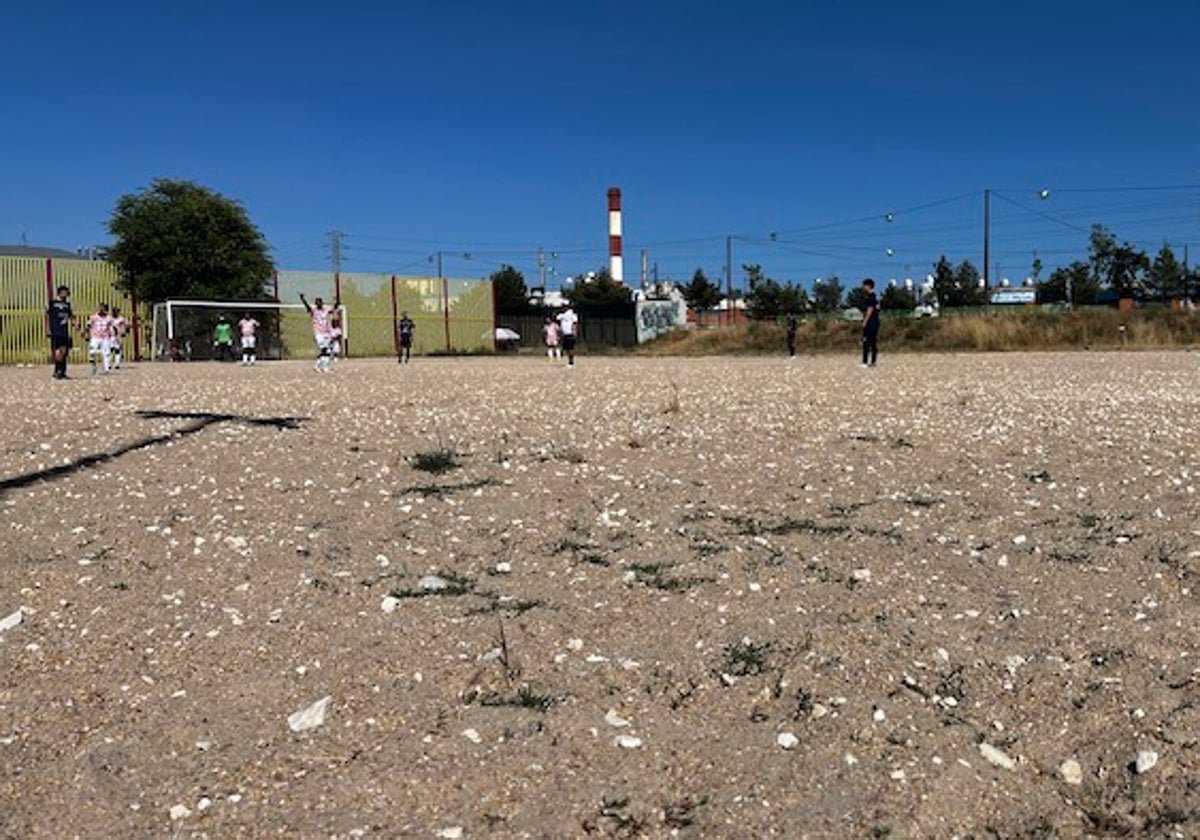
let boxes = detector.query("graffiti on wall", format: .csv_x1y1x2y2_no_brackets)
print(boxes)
635,298,687,343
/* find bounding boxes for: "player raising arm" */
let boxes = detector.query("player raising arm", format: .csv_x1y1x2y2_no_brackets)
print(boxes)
300,292,340,373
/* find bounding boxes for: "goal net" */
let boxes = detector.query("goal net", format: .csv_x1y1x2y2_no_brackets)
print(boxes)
149,300,348,361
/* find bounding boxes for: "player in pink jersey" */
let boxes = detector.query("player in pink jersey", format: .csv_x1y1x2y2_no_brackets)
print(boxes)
237,313,261,365
542,315,561,361
329,315,343,363
299,292,339,373
108,306,129,369
86,303,113,376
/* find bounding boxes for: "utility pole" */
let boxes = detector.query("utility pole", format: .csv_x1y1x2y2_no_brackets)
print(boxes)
537,247,546,294
725,235,733,326
327,230,343,274
982,190,990,302
641,249,649,292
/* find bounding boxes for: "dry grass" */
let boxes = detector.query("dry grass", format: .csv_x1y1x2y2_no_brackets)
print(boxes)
641,307,1200,355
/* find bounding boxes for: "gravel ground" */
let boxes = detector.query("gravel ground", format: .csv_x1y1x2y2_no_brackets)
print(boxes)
1,351,1199,839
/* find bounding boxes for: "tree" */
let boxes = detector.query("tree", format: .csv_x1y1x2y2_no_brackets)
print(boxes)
565,268,631,307
743,264,807,321
491,264,531,313
1089,224,1149,299
1149,243,1186,303
845,285,869,311
880,283,916,310
930,256,985,307
930,256,957,308
1040,261,1097,305
680,269,723,323
106,179,273,301
811,276,843,313
954,260,986,306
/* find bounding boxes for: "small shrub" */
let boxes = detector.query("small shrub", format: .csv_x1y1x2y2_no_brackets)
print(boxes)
410,448,461,474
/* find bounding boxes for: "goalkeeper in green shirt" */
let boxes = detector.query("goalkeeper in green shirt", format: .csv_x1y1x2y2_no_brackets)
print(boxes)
213,315,235,362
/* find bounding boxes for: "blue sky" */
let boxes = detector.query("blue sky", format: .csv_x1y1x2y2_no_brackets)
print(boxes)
5,0,1198,289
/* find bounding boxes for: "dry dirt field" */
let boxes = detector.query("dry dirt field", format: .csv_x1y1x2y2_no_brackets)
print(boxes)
2,351,1199,839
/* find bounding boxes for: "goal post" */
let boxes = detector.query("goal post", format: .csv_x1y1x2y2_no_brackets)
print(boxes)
149,299,349,361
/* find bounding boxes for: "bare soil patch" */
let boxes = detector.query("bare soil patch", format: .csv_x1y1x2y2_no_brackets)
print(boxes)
2,352,1199,838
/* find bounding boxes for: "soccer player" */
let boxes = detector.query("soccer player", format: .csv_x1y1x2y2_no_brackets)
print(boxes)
860,278,880,368
46,285,77,379
397,310,415,364
542,315,561,361
557,306,579,366
213,314,235,362
237,313,260,365
86,303,113,376
109,306,128,369
300,292,339,373
329,315,343,363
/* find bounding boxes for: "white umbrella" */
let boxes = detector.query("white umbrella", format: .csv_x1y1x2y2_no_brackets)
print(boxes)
493,327,520,341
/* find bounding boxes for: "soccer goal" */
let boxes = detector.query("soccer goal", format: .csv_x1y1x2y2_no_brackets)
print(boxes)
149,300,349,361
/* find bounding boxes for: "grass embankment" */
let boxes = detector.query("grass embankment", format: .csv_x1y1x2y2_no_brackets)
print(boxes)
639,307,1200,355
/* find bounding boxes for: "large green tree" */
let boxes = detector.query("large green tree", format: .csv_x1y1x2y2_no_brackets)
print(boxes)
931,256,986,307
565,268,631,306
1149,243,1186,303
810,276,843,312
490,264,532,313
107,179,273,301
1088,224,1149,299
744,266,807,321
881,283,917,310
681,268,724,323
1040,261,1098,305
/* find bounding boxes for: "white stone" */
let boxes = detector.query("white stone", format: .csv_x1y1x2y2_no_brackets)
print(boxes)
1136,750,1158,774
436,828,464,839
1060,759,1083,785
494,562,512,574
418,575,448,591
169,804,191,820
851,568,872,582
604,709,631,728
872,708,886,722
380,596,400,613
776,732,800,750
614,734,643,749
979,742,1016,770
462,728,482,744
288,695,332,732
0,610,22,634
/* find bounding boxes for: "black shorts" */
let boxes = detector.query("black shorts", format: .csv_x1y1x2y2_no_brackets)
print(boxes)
400,336,412,348
50,334,72,351
562,335,576,351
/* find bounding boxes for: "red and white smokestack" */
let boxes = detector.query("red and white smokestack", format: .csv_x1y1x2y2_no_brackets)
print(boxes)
607,187,624,284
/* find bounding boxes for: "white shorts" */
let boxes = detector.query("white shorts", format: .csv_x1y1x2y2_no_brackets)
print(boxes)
241,335,257,349
315,334,333,352
88,338,110,356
